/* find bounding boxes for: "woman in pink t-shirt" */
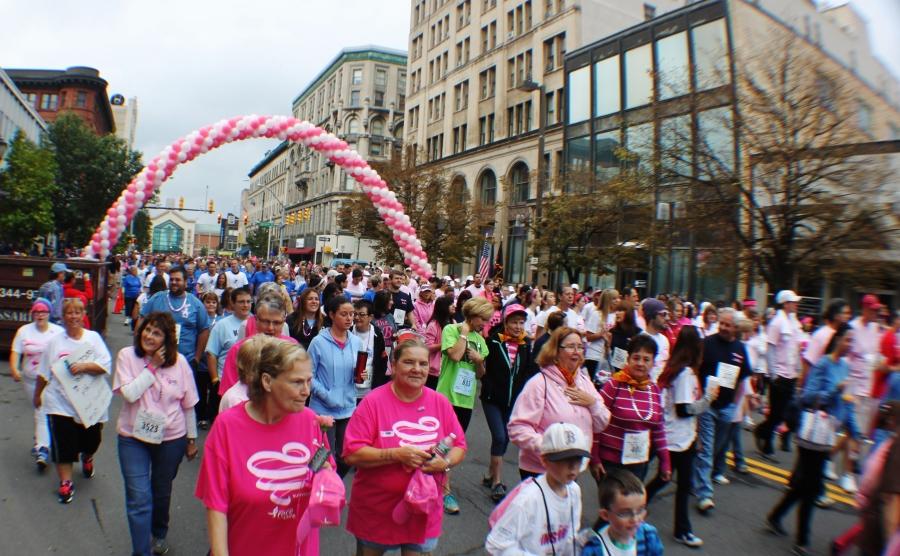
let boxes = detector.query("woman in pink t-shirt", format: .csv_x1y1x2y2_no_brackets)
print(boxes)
114,312,199,556
344,337,467,555
195,336,332,556
424,295,454,390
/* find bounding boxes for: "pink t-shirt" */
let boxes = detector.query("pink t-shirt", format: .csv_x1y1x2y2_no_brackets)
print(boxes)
343,384,466,545
218,334,298,396
113,348,199,441
195,404,330,556
424,320,444,377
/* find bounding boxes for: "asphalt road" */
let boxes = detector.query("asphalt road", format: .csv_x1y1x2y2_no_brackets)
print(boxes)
0,308,860,555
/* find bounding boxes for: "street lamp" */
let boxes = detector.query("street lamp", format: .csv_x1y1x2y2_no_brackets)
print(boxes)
517,79,545,284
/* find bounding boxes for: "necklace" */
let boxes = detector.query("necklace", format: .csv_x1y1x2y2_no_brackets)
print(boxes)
167,293,189,318
629,386,653,421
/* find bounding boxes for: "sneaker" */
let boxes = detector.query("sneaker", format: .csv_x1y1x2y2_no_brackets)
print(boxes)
198,420,210,431
757,450,779,463
792,545,811,556
840,473,858,494
490,483,508,503
815,495,835,509
81,454,94,479
765,516,788,537
36,447,49,472
58,480,74,504
743,416,755,430
735,464,750,474
443,493,460,514
824,460,839,481
30,446,39,458
151,537,169,555
713,474,731,485
674,532,704,548
697,498,715,514
481,475,492,488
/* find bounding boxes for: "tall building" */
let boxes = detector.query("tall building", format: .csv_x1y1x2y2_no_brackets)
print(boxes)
404,0,683,283
243,45,407,264
5,66,116,135
563,0,900,302
110,94,138,149
0,67,47,161
149,209,196,255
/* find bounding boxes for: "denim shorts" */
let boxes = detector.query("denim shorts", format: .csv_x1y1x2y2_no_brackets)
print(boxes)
357,536,439,553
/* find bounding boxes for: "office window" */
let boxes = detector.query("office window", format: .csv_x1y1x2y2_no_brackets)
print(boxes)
374,90,385,107
40,93,59,110
567,65,590,123
479,169,497,205
697,107,733,173
692,19,729,90
454,80,469,111
625,44,653,109
593,55,620,117
660,114,691,179
656,31,689,100
479,66,496,99
75,91,88,108
25,93,38,108
371,118,385,136
351,68,363,85
545,90,556,124
510,162,530,203
350,90,360,106
347,117,360,134
566,136,590,176
375,68,387,87
398,71,407,95
625,122,653,172
593,129,620,181
858,101,873,134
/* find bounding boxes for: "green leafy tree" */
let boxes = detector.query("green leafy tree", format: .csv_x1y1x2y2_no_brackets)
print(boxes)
245,227,269,257
132,209,152,251
0,132,58,250
45,113,143,247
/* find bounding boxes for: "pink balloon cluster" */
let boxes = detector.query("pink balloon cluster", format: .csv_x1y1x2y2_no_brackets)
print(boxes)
85,115,434,280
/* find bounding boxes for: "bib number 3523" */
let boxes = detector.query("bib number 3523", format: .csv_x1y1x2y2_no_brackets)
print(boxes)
133,409,166,444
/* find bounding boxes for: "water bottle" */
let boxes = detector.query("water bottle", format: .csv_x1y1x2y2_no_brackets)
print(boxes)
431,433,457,459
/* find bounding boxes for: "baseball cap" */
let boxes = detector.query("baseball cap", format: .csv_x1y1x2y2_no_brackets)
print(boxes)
861,294,883,310
570,283,580,291
326,269,339,278
775,290,801,304
419,283,433,292
540,423,591,461
502,303,527,321
641,298,667,321
392,469,440,524
466,275,474,281
50,262,69,274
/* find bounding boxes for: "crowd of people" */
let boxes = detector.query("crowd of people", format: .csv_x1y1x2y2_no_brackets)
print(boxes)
8,252,900,555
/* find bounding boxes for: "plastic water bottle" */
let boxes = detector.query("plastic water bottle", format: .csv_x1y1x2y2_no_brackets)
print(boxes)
431,433,457,459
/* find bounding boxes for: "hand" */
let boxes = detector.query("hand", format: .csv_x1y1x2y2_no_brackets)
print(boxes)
33,391,42,409
660,470,672,482
706,383,721,400
185,441,199,461
421,454,451,475
68,362,84,376
466,347,483,364
10,369,22,382
150,347,166,369
589,462,604,482
565,387,596,407
210,375,220,385
316,415,335,429
836,380,847,392
190,358,200,371
392,446,431,468
459,323,470,336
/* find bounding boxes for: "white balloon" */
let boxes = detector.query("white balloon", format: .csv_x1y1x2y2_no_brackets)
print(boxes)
116,204,126,214
100,230,109,239
117,214,127,225
135,191,146,201
100,240,110,249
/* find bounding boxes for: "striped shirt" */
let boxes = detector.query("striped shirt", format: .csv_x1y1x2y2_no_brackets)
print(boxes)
597,379,670,474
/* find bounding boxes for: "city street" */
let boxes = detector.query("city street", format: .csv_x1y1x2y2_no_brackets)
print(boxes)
1,309,860,555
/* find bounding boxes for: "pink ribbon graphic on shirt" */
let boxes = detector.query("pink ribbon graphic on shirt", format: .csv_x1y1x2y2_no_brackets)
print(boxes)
392,416,440,449
246,442,312,506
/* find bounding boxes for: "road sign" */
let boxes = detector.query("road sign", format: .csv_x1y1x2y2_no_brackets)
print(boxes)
258,221,273,229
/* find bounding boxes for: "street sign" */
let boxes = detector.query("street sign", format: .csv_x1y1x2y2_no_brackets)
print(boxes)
634,280,647,288
258,221,273,229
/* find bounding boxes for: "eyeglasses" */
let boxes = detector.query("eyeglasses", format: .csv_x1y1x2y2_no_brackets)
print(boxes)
355,313,371,318
560,344,585,352
612,506,647,520
257,318,286,328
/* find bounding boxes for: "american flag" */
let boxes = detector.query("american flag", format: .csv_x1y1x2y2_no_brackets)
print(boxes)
478,236,491,280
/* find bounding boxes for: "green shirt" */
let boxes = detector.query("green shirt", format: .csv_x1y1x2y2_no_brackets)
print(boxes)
436,323,489,409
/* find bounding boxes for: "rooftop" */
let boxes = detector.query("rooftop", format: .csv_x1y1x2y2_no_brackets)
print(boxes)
291,45,407,109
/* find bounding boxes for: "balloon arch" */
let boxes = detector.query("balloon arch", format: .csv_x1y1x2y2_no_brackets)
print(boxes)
85,114,433,280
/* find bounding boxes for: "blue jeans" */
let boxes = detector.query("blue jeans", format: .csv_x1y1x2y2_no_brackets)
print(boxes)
482,401,513,457
118,435,187,556
730,419,745,469
693,404,736,500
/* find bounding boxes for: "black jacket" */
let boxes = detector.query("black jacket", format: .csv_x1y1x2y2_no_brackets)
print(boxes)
367,325,391,389
481,330,539,410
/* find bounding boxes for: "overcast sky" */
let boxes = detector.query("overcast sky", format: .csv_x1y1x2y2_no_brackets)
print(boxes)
3,0,898,227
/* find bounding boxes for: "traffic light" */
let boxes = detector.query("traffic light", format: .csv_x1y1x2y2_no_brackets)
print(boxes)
243,213,249,226
208,200,214,214
178,197,185,210
217,213,222,224
304,207,311,220
285,212,292,225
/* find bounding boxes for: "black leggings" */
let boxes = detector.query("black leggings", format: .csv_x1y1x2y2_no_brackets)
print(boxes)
325,418,351,477
756,377,796,453
193,371,220,423
768,447,828,547
453,406,472,432
647,445,695,537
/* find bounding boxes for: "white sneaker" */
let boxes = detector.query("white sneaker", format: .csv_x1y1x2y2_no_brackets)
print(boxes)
697,498,715,513
713,474,731,485
823,461,839,481
840,474,858,494
743,416,755,430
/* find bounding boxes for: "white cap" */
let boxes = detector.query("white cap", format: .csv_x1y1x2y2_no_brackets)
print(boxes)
540,423,591,461
466,275,474,281
326,269,339,278
363,270,371,277
570,283,580,291
443,275,453,281
775,290,801,304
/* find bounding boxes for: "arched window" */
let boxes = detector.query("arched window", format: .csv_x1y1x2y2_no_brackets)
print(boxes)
479,169,497,206
370,118,385,136
509,162,529,204
347,117,360,135
450,176,468,203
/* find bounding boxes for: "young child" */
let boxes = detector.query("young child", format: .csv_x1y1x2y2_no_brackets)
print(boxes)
581,469,664,556
486,422,588,555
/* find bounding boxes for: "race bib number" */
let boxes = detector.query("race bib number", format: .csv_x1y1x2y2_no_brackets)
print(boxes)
622,430,650,465
393,309,407,324
611,347,628,369
133,409,166,444
716,362,740,390
174,323,182,345
453,367,476,397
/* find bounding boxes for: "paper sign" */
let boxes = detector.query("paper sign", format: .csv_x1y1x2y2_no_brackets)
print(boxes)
50,344,112,427
622,430,650,464
393,309,407,325
611,347,628,369
716,362,740,390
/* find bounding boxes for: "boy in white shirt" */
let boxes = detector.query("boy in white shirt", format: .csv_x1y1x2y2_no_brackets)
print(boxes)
486,423,588,555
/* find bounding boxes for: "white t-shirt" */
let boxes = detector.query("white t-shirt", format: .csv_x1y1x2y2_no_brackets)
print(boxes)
225,270,249,290
746,331,768,374
219,382,248,413
196,272,219,294
344,279,368,300
486,475,581,556
465,284,486,298
352,326,376,398
663,368,700,452
38,330,113,423
12,322,64,380
848,317,883,397
584,306,616,362
767,310,801,379
535,307,586,333
647,331,670,382
597,525,638,556
525,307,539,338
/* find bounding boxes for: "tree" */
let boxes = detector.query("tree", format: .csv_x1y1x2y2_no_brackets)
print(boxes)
338,156,482,266
245,227,268,257
529,162,656,285
0,132,58,250
659,36,895,292
45,113,143,247
132,209,153,252
199,246,209,257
